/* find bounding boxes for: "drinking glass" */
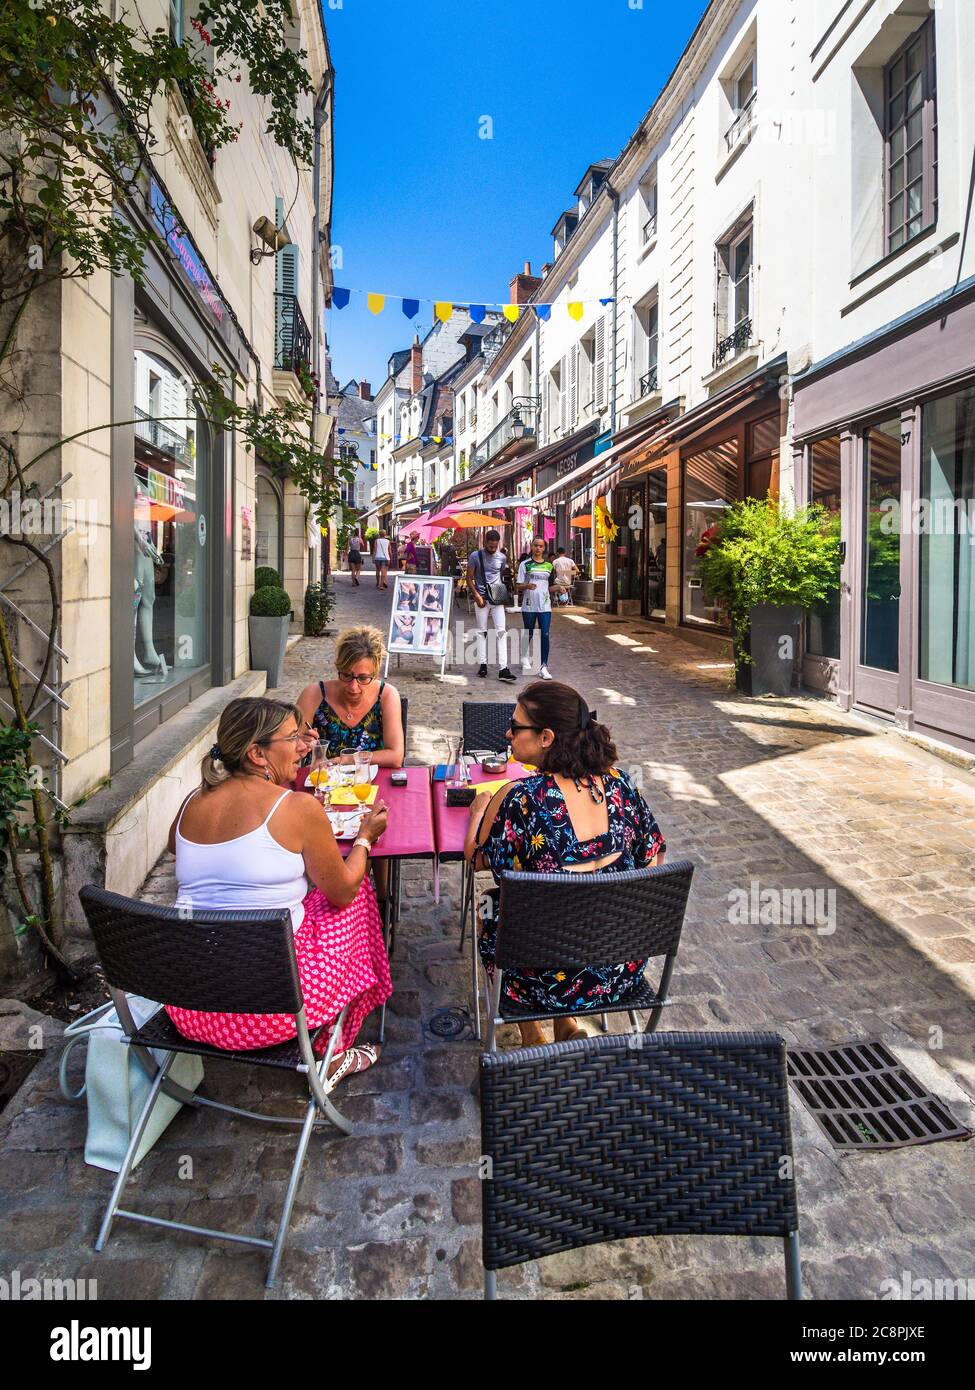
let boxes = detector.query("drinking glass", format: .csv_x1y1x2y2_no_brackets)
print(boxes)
308,743,330,809
351,750,373,807
444,734,466,789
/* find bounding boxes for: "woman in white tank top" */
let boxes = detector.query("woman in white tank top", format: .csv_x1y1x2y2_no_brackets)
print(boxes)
165,696,392,1090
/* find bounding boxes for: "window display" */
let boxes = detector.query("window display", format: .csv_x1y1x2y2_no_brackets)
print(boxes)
133,348,210,704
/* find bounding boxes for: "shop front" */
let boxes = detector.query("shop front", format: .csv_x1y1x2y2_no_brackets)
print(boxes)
793,278,975,755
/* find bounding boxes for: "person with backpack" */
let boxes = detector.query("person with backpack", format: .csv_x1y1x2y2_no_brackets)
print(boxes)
466,528,516,683
517,534,555,678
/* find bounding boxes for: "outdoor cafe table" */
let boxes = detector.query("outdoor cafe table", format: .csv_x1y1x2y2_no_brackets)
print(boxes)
432,760,533,915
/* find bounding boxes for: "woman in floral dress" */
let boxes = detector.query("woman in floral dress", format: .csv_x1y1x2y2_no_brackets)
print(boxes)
464,680,665,1045
296,626,404,767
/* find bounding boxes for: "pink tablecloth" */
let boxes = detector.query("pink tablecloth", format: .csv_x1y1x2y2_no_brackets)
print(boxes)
295,766,435,860
432,762,533,861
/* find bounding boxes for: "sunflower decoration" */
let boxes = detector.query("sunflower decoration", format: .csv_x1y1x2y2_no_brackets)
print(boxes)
595,498,619,543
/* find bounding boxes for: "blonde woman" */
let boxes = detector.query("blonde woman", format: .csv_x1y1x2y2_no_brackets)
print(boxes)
296,625,404,768
165,697,390,1087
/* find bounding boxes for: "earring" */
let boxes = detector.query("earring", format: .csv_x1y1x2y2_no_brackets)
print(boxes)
264,765,272,781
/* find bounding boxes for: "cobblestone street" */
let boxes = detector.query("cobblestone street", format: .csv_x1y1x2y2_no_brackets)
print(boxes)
2,573,974,1300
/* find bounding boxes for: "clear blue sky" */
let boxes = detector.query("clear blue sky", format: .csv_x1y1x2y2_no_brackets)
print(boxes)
323,0,708,390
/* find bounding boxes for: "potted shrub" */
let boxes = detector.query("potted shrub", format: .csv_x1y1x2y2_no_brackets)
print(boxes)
695,498,840,696
304,582,333,637
254,565,280,590
248,584,292,688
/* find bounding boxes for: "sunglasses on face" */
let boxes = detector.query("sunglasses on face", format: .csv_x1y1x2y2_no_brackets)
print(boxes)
508,718,542,735
338,671,375,686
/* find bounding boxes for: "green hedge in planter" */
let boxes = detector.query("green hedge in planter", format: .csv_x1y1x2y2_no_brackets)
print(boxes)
695,498,840,660
250,585,292,617
304,582,333,636
254,566,281,590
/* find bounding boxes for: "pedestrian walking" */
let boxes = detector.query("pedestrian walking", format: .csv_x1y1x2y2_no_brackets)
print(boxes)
552,546,579,606
403,532,419,575
517,534,555,678
373,530,390,589
466,528,516,683
347,528,364,585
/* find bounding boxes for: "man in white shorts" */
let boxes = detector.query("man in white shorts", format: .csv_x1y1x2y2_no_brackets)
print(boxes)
466,529,516,683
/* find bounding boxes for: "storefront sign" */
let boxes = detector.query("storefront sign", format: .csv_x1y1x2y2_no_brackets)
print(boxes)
141,464,185,510
150,181,225,324
241,506,253,561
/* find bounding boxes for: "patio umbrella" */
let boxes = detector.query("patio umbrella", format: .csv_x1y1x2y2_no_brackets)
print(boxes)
570,514,593,527
397,511,432,538
432,509,508,531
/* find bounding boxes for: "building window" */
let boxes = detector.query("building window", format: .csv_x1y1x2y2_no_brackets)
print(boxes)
581,315,607,414
634,293,659,397
639,168,658,246
715,217,753,366
918,386,975,692
724,49,757,153
133,348,210,705
457,394,466,435
255,470,282,573
884,17,937,255
806,435,842,661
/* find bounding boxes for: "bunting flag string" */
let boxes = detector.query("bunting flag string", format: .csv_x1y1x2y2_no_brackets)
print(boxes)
329,285,615,321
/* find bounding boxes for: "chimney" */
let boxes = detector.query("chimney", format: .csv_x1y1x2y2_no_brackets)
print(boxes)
357,380,372,401
509,260,543,306
410,337,422,394
540,263,552,278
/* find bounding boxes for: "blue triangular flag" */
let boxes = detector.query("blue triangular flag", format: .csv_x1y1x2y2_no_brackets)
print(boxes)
332,287,350,309
402,298,420,318
469,304,486,324
534,304,551,321
599,297,615,306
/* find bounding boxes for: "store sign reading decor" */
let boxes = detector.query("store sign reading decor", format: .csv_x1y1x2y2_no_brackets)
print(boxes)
150,182,225,324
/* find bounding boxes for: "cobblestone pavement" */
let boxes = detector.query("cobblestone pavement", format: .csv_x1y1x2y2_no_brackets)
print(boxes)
2,573,975,1300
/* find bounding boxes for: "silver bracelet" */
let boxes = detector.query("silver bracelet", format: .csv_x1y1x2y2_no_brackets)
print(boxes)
353,837,371,852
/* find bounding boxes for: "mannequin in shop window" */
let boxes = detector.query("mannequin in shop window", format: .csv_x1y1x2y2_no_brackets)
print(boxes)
133,523,168,678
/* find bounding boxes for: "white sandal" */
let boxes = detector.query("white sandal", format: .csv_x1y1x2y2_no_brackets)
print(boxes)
324,1044,380,1094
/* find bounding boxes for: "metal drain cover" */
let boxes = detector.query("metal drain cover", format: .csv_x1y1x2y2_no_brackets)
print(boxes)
787,1040,972,1151
428,1007,471,1040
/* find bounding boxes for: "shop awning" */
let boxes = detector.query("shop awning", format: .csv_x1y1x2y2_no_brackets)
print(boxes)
566,402,681,508
470,420,599,500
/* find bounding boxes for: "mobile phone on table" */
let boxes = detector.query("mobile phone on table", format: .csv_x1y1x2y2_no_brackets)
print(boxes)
390,769,408,786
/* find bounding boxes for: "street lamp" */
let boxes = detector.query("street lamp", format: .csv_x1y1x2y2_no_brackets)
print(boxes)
510,410,525,440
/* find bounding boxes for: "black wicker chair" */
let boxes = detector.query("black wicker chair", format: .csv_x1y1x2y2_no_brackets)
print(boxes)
478,862,694,1050
480,1031,802,1299
78,885,354,1289
398,695,408,754
462,701,516,756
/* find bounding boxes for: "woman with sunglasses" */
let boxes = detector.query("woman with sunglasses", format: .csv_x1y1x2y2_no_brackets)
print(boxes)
165,697,390,1089
296,625,405,768
464,679,665,1047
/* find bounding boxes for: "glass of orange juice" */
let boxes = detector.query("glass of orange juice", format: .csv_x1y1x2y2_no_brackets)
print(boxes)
351,751,372,807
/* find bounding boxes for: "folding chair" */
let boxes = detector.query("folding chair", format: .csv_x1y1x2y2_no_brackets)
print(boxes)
480,1031,802,1299
477,861,694,1050
79,885,355,1289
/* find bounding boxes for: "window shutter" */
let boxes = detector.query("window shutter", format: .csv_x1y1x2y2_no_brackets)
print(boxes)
715,245,730,345
569,343,578,425
559,356,568,435
594,313,606,409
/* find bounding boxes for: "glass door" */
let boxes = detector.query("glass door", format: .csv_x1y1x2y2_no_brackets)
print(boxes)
854,417,901,713
614,483,646,609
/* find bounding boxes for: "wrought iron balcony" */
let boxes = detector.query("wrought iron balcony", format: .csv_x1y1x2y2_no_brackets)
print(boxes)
134,407,192,464
274,292,312,377
639,367,658,397
477,397,540,470
724,90,757,154
714,317,753,367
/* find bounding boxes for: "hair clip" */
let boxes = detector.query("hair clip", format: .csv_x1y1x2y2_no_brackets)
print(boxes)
209,743,223,761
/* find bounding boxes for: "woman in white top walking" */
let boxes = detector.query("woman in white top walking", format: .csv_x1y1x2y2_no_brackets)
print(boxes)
372,530,391,588
166,697,390,1089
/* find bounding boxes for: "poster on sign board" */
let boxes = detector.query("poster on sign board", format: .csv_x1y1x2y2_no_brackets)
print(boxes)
385,574,453,679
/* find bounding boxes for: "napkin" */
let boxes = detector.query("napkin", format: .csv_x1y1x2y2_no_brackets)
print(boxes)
471,776,515,798
329,785,378,806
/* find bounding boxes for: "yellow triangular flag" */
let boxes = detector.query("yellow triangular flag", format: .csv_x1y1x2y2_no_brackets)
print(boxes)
567,301,584,321
434,301,453,322
503,303,520,322
367,293,385,315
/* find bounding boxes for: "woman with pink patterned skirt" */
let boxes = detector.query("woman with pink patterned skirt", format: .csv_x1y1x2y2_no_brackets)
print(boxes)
164,696,391,1092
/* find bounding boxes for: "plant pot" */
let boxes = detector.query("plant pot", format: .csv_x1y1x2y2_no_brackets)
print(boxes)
1,854,62,994
747,603,802,696
249,614,290,688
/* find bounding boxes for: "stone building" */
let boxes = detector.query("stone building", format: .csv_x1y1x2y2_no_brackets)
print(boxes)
0,0,337,959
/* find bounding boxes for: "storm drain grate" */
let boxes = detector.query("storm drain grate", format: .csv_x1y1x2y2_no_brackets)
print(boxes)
427,1007,472,1041
787,1040,972,1151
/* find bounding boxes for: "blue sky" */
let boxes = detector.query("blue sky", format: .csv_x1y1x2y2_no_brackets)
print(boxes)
324,0,708,390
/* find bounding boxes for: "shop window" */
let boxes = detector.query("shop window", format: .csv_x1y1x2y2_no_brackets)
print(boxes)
918,386,975,692
682,439,738,628
133,348,210,705
746,411,780,500
646,467,667,620
884,17,937,255
255,471,282,573
806,435,842,660
861,418,901,673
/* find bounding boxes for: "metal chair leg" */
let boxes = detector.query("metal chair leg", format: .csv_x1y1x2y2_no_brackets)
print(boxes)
378,885,393,1045
471,892,482,1042
484,1269,498,1300
95,1051,175,1252
598,1013,609,1032
784,1231,802,1300
266,1094,319,1288
627,1010,641,1032
485,973,502,1053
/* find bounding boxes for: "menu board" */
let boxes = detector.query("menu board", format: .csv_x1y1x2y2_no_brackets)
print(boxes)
386,575,453,673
